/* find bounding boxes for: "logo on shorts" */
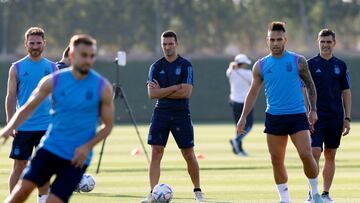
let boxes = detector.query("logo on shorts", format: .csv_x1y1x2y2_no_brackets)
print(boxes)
334,65,340,75
286,62,292,72
14,147,20,156
86,89,93,100
316,68,321,73
175,67,181,75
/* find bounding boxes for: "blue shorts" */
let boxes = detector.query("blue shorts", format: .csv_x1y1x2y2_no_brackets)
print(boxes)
148,109,194,148
23,148,87,203
10,131,46,160
264,113,309,135
311,116,343,149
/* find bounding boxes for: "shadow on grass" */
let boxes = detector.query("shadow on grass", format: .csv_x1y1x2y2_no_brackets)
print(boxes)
75,192,235,203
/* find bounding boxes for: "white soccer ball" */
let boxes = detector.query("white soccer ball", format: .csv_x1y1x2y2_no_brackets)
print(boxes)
152,183,173,203
77,173,96,192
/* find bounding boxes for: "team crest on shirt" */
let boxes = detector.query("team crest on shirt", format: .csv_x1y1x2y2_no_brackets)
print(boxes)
334,65,340,75
175,66,181,75
86,89,93,100
286,62,292,72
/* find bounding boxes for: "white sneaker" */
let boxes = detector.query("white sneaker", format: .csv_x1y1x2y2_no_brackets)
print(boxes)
321,194,334,203
140,193,154,203
305,192,312,203
194,191,205,202
312,193,324,203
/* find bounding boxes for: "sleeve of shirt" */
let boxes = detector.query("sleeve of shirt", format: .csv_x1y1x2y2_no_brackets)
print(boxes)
147,63,157,84
341,62,351,90
181,62,194,85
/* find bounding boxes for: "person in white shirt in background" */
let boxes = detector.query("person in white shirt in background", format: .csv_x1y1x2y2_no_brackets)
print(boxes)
226,54,253,156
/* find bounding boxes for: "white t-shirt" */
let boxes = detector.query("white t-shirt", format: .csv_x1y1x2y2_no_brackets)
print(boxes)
226,68,252,103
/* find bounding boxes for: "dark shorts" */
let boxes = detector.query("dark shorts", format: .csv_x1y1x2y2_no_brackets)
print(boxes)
264,113,309,136
148,109,194,148
311,116,343,149
23,148,87,203
10,131,46,160
229,101,254,131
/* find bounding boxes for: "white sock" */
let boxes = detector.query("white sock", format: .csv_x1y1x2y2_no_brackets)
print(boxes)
38,194,48,203
276,183,290,202
308,177,319,196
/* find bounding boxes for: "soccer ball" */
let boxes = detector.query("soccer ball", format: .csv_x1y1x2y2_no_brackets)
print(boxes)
151,183,173,203
76,173,96,193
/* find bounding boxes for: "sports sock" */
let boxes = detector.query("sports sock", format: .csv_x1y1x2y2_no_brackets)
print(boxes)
308,177,319,196
276,183,290,202
38,194,48,203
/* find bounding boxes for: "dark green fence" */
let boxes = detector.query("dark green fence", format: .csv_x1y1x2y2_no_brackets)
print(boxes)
0,56,358,124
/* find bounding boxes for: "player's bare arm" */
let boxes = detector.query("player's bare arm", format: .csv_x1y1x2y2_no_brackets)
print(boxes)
0,76,52,142
298,56,317,110
342,89,351,136
237,61,263,133
72,82,114,168
5,66,17,123
147,79,181,99
298,56,318,129
166,84,192,99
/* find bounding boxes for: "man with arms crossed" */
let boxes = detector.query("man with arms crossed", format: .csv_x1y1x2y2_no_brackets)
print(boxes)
1,34,114,203
237,22,323,203
6,27,56,203
141,30,205,202
307,29,351,203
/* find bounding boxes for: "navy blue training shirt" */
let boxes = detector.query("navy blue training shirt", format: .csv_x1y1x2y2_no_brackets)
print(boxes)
308,54,351,117
147,55,193,111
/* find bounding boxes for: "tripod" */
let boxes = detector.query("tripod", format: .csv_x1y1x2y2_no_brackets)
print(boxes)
96,63,150,174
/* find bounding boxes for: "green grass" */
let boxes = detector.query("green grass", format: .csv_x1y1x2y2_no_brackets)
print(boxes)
1,123,359,203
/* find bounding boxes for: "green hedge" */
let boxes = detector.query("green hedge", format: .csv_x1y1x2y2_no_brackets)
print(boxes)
0,56,358,124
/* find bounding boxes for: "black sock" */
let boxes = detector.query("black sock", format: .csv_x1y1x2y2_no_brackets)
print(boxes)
322,191,329,195
193,188,201,192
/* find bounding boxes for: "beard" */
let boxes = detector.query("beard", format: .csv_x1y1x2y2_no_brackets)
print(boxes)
74,64,91,75
29,49,43,58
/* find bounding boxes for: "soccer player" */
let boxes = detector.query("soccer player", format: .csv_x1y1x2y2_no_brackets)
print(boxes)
237,22,323,203
307,29,351,203
227,54,253,156
0,34,114,203
5,27,56,203
141,30,205,202
56,46,70,69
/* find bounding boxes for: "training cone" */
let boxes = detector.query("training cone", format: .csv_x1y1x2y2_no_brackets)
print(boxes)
131,148,142,156
196,154,205,160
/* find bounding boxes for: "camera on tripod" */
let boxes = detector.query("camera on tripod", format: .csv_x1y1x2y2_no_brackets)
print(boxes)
116,51,126,66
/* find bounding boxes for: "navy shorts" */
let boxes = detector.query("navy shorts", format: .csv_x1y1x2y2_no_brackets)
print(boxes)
10,131,46,160
23,148,87,203
148,109,194,148
311,116,343,149
264,113,309,135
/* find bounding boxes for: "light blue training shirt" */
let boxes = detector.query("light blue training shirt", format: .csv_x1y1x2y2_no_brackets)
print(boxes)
259,50,306,115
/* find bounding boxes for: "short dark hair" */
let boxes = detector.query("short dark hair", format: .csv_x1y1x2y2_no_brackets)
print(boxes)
161,30,177,42
268,21,286,32
69,34,96,49
63,46,70,58
318,29,336,41
24,27,45,41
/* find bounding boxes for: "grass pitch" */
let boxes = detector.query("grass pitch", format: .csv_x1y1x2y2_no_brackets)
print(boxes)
1,123,359,203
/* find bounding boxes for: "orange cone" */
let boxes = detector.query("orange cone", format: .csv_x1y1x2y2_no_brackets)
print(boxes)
131,148,142,156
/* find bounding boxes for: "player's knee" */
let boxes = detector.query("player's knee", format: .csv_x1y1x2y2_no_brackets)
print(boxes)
13,160,28,173
270,156,284,167
152,147,164,157
298,150,313,161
